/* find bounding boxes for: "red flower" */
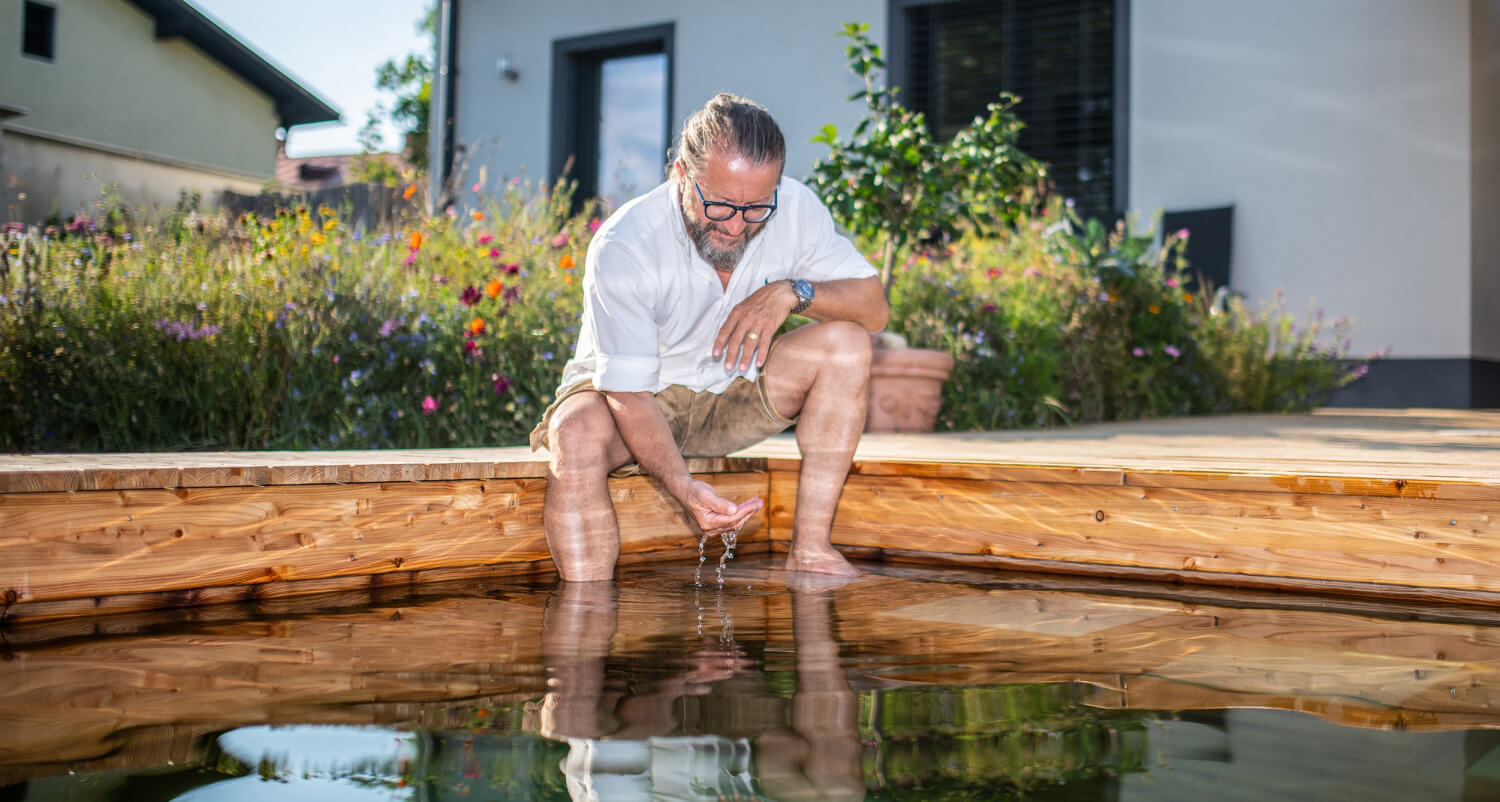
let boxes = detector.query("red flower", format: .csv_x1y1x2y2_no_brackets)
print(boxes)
460,286,482,307
492,373,512,395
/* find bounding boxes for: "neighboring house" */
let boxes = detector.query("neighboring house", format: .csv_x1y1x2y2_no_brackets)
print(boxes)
430,0,1500,409
0,0,337,223
273,142,405,192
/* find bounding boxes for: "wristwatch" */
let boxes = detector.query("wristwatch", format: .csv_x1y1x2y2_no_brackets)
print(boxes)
790,279,815,315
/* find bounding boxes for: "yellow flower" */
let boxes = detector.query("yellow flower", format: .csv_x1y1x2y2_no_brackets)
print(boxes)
323,218,338,231
310,232,326,246
300,245,309,258
265,310,275,322
319,205,336,217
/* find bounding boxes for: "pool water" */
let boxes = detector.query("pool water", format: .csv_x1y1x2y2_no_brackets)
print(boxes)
2,556,1498,801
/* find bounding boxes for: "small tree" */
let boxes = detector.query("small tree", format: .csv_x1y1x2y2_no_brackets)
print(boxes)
810,23,1044,299
355,4,435,183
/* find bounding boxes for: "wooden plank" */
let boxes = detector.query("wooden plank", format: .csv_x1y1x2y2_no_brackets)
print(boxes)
0,473,768,606
771,471,1500,594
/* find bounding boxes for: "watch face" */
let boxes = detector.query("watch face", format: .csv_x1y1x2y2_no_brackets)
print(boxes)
794,279,814,301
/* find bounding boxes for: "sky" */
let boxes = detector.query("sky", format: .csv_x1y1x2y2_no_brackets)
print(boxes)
187,0,432,158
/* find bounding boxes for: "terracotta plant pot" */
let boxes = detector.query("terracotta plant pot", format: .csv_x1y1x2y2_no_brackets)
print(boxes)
865,343,955,433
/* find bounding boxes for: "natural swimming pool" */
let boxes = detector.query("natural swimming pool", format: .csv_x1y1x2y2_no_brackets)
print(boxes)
2,557,1498,801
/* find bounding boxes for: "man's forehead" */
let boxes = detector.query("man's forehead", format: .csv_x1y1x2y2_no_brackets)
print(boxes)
697,154,781,200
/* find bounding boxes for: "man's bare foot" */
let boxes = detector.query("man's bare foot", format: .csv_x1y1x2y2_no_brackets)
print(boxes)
785,546,859,577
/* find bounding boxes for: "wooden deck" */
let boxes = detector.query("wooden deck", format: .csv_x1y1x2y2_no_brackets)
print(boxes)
1,409,1497,620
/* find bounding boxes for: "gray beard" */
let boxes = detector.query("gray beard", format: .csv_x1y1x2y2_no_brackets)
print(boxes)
685,215,750,273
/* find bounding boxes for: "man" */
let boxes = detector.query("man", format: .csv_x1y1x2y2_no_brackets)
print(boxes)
530,93,888,582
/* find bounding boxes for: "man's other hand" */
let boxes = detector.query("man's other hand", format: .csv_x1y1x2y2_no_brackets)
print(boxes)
714,280,797,372
684,479,764,536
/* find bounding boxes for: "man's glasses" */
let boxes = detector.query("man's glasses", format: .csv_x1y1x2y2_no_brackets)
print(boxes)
693,180,777,224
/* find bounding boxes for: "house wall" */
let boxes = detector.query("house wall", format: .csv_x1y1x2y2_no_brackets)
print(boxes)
0,0,279,181
1129,0,1473,360
447,0,880,194
1473,0,1500,363
4,129,265,222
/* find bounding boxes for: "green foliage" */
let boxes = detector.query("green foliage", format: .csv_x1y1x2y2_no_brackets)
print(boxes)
888,199,1368,428
810,22,1044,294
0,182,594,452
361,4,435,172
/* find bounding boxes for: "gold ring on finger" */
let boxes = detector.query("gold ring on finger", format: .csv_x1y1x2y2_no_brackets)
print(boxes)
746,331,760,341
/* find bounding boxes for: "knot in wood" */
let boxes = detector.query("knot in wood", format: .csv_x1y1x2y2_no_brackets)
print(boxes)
1094,510,1107,522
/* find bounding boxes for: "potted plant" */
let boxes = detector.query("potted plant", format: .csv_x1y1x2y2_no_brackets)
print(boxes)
810,23,1043,432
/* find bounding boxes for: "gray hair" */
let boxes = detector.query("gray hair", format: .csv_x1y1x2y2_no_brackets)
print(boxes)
669,93,786,180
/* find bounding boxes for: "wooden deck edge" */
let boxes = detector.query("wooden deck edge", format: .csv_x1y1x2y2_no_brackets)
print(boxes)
805,544,1500,608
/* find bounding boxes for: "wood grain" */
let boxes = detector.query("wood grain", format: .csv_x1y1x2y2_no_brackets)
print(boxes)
0,473,767,606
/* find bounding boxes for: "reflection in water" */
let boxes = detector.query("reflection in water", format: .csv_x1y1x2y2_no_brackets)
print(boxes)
2,558,1499,800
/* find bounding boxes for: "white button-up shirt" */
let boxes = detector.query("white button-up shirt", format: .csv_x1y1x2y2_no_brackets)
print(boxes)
557,176,876,394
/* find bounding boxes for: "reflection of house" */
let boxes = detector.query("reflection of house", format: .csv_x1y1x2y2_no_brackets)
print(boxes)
431,0,1500,408
0,0,337,222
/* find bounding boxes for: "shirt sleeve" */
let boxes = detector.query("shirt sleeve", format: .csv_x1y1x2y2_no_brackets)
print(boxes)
582,237,661,392
791,181,879,283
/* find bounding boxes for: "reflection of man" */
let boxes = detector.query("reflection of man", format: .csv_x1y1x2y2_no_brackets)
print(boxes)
531,577,865,802
530,93,889,582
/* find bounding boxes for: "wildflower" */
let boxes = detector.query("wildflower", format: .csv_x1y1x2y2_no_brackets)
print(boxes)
403,251,416,266
1164,344,1181,358
1132,347,1146,357
559,254,575,270
1098,292,1109,302
421,395,439,414
460,286,483,307
470,317,486,335
503,286,521,304
478,233,493,244
986,268,1002,279
1183,293,1195,303
404,184,419,200
310,232,326,246
1148,304,1161,314
1023,267,1041,279
501,262,521,275
486,279,503,298
489,248,503,260
1165,278,1179,288
492,373,512,394
541,351,554,360
472,182,481,193
463,339,480,356
322,218,338,232
333,354,340,364
472,211,485,221
982,303,997,312
589,218,602,232
1175,228,1190,239
380,319,399,337
409,232,423,250
550,232,570,249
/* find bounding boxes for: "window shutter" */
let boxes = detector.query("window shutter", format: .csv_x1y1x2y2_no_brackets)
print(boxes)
904,0,1117,220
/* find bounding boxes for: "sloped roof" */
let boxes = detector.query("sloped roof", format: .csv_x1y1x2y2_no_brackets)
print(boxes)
123,0,339,127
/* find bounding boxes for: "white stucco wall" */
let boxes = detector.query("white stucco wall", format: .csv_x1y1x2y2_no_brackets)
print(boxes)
1130,0,1474,359
0,0,280,178
449,0,882,194
1473,0,1500,362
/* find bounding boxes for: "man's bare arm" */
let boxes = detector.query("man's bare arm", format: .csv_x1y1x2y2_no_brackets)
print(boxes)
715,275,888,372
602,391,763,534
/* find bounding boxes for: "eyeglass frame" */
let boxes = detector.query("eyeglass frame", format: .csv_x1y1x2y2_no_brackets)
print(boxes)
692,180,778,224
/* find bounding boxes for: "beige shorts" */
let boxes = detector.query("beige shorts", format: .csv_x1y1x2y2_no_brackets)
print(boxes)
529,364,795,472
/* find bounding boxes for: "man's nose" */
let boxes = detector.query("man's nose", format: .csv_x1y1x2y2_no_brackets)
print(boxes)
719,214,748,236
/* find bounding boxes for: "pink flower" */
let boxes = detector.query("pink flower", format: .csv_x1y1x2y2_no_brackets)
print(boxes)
489,248,502,260
1024,267,1042,279
1166,278,1179,288
463,339,480,356
492,373,512,395
403,251,416,266
471,182,481,193
588,218,602,232
982,303,997,312
500,263,520,275
1132,347,1145,357
477,233,493,244
550,232,570,249
332,354,340,364
986,268,1002,279
1175,228,1190,238
421,396,439,415
1164,344,1181,358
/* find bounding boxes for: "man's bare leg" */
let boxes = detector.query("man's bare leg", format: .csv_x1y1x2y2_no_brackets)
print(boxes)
542,392,634,581
764,321,871,575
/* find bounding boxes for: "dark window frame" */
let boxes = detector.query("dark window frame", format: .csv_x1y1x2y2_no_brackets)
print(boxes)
887,0,1130,220
22,1,57,62
550,23,675,204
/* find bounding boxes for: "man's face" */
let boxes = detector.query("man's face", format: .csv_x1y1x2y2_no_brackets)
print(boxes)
678,153,781,274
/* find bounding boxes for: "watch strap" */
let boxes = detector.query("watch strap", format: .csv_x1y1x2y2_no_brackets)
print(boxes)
790,280,814,315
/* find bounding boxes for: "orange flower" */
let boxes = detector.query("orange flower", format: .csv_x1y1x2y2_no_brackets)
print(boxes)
469,317,486,335
485,279,502,298
403,183,418,200
1148,304,1161,315
1183,292,1195,303
409,232,423,250
471,211,485,221
559,254,575,270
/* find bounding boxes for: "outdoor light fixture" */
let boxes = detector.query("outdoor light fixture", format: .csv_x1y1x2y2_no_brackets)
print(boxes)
497,54,520,82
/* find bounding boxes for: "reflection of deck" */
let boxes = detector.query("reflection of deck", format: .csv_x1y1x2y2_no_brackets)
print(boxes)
1,561,1498,786
1,409,1497,618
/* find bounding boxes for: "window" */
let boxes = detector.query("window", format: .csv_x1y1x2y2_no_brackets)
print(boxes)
551,24,674,211
891,0,1126,220
22,1,56,61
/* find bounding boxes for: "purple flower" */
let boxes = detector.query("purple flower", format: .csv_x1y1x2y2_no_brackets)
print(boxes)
1132,347,1146,357
379,319,398,338
492,373,512,395
460,286,482,307
1164,344,1181,358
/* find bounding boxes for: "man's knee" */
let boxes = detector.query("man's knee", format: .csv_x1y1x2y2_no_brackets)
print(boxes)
810,320,872,370
547,393,623,478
